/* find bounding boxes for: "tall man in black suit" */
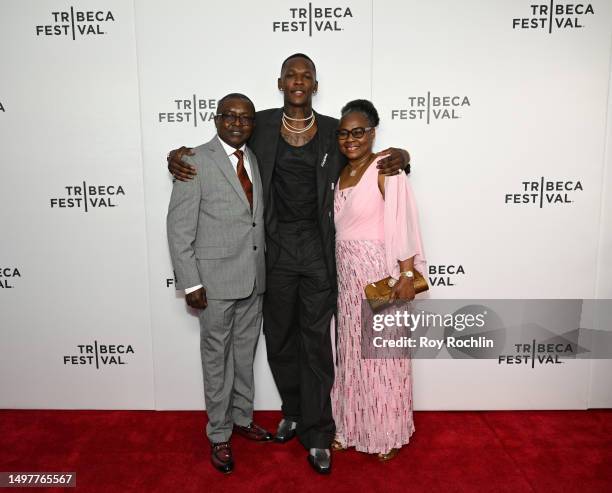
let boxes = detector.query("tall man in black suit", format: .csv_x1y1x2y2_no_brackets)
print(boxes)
168,54,410,474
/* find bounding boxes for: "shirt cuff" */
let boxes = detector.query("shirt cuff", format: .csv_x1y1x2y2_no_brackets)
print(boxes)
185,284,203,295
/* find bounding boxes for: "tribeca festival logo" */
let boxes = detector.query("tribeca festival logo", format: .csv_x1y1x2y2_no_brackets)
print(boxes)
166,272,177,288
428,264,466,288
391,93,471,124
35,7,115,40
0,267,21,289
50,182,125,211
63,341,135,369
158,95,217,127
272,3,354,35
504,178,583,207
498,340,574,367
512,3,594,32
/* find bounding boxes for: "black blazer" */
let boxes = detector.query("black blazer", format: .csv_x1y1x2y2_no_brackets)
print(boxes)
247,108,345,289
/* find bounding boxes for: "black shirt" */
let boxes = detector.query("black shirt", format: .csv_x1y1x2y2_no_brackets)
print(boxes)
273,133,319,224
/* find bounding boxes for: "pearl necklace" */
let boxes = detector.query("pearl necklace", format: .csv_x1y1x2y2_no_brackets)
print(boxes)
283,112,314,121
282,112,316,134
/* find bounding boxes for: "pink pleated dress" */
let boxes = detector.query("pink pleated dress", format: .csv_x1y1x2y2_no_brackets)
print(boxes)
331,156,426,454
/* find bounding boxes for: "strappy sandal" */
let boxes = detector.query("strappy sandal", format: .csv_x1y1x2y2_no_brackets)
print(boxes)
377,448,399,461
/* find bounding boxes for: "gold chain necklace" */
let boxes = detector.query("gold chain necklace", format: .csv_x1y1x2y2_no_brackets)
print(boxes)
348,154,375,176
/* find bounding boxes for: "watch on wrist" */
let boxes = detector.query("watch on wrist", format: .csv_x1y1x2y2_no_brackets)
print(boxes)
400,270,414,279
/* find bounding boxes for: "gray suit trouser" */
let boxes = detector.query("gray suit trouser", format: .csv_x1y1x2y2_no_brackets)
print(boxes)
199,282,263,443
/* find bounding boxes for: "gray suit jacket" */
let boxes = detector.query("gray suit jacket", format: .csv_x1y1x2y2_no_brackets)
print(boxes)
167,136,266,299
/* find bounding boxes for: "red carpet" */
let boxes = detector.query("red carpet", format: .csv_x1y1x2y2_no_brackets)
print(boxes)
0,410,610,492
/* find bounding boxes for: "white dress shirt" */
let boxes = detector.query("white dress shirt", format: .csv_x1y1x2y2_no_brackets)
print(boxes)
184,136,252,295
217,136,252,181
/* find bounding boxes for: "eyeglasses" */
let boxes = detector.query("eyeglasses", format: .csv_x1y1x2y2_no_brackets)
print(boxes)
335,127,373,140
215,113,255,125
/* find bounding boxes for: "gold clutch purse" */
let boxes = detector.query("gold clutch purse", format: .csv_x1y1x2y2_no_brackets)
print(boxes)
364,271,428,310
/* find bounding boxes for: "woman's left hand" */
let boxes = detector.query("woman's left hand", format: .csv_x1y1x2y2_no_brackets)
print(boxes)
390,276,416,302
376,148,410,175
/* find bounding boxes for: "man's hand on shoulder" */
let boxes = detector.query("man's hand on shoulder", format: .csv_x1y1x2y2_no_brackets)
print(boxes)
167,146,197,182
186,287,207,309
376,147,411,176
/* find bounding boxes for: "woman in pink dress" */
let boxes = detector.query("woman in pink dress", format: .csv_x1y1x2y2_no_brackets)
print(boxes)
330,100,426,461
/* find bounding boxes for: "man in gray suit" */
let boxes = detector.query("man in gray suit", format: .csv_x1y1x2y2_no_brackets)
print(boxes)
167,93,271,474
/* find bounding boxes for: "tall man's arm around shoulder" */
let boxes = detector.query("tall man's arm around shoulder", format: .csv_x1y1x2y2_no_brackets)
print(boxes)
167,153,207,309
375,147,411,176
167,146,197,182
167,145,411,179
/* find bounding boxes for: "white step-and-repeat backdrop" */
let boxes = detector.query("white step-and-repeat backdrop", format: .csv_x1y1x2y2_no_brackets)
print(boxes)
1,0,611,410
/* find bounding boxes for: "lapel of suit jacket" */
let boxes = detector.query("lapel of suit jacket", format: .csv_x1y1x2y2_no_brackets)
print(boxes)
314,110,336,216
246,146,262,217
207,136,251,211
257,109,282,201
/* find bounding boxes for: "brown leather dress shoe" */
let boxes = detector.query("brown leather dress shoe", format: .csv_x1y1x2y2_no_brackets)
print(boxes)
233,422,273,442
210,441,233,474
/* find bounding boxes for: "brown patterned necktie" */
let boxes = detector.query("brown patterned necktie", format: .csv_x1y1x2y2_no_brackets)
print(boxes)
234,149,253,210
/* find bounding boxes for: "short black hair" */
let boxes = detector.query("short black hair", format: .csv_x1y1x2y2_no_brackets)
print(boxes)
340,99,380,127
217,93,255,113
280,53,316,75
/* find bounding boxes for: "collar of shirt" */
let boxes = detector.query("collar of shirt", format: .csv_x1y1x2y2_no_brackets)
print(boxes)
217,135,246,159
215,135,252,180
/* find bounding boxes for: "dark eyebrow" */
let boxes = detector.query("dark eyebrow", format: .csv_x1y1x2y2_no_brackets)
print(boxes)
285,67,312,74
222,111,255,116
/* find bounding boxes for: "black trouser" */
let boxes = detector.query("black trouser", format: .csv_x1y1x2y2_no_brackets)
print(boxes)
263,222,336,450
